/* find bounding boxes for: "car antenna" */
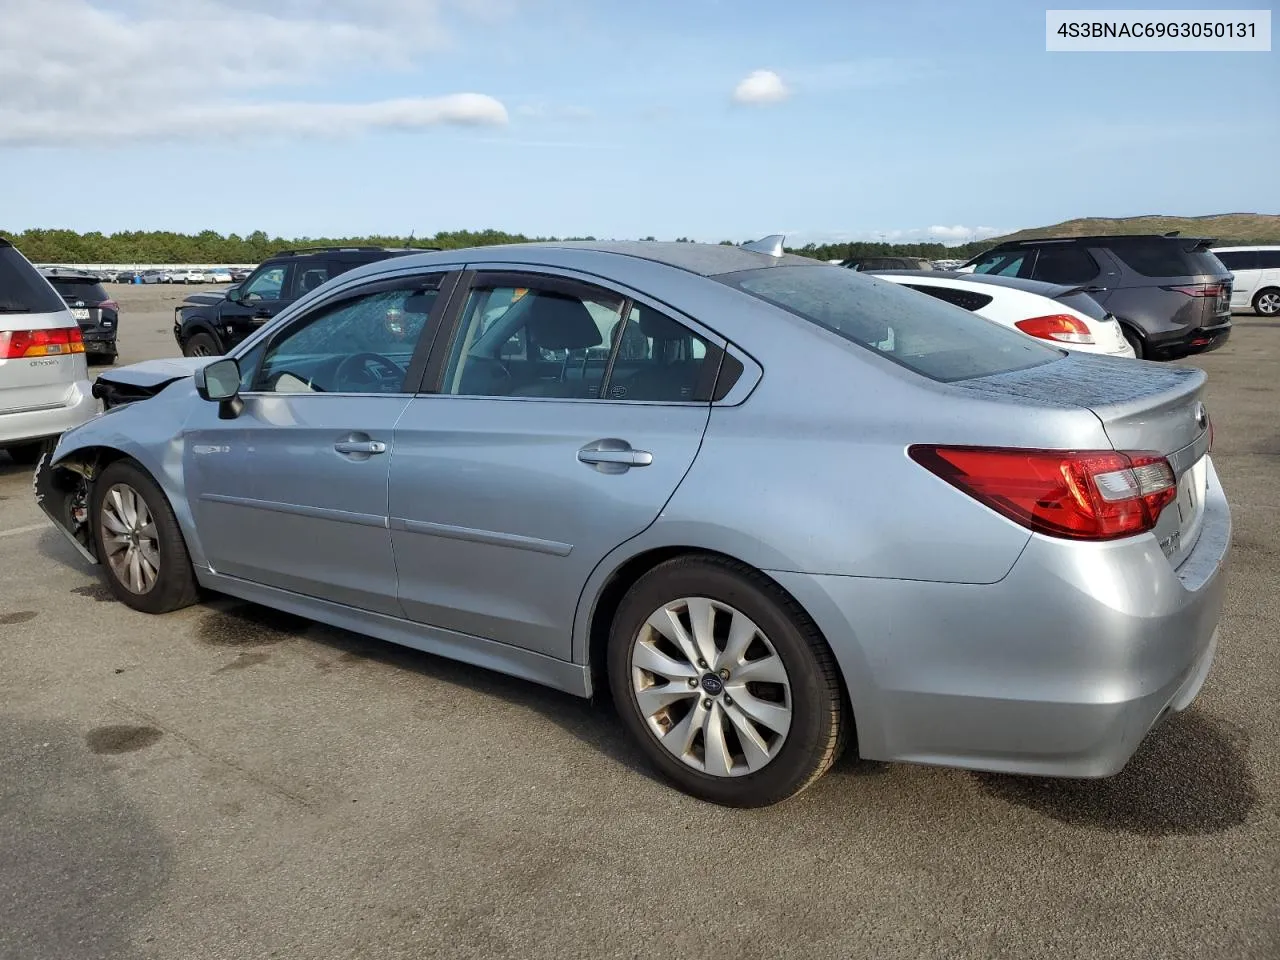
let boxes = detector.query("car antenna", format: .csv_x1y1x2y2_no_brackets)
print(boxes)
740,234,786,257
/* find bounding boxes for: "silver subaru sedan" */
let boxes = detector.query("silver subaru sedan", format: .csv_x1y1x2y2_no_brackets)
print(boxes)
34,239,1229,807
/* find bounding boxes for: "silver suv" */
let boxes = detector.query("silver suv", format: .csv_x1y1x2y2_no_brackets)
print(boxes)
1,238,99,464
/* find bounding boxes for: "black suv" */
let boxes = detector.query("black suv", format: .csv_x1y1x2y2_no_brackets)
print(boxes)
173,246,425,356
40,268,120,364
961,235,1233,360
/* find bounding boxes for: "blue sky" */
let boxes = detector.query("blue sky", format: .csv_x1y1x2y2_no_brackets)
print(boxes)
1,0,1276,245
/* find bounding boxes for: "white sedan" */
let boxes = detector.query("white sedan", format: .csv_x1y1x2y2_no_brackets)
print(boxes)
868,270,1137,358
207,269,233,283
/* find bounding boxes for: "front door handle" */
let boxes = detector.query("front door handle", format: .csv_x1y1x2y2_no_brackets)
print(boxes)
578,439,653,473
334,439,386,456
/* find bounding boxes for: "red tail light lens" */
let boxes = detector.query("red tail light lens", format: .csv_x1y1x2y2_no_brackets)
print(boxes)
909,445,1177,540
98,299,119,311
1014,313,1095,345
1164,283,1221,298
0,326,86,359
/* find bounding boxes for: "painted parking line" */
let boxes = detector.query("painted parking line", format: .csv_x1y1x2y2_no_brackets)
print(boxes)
0,521,51,539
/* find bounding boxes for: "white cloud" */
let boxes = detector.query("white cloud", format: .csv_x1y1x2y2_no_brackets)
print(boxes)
732,70,790,105
787,226,1016,248
925,225,1007,242
0,0,511,146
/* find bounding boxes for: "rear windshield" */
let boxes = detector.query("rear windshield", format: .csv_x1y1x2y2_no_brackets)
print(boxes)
1055,290,1109,321
721,264,1059,383
47,279,109,302
0,246,67,314
1108,240,1228,279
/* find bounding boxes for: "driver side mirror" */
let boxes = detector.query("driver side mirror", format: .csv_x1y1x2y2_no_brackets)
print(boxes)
194,357,244,419
226,285,243,303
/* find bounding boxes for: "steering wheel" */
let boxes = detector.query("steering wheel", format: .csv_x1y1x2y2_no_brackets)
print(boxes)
333,352,404,392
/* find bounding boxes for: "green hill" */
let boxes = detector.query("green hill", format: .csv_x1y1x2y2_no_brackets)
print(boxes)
989,213,1280,245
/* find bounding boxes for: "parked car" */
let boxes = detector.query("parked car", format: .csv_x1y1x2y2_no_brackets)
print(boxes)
229,268,251,283
173,246,425,356
961,235,1233,360
172,269,207,284
111,269,139,284
136,270,165,284
842,256,935,271
866,270,1136,357
40,269,120,364
1210,246,1280,317
0,239,98,463
208,269,233,284
36,239,1228,807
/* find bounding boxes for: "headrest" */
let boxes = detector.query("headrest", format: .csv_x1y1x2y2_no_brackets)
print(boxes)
636,308,687,342
525,293,603,351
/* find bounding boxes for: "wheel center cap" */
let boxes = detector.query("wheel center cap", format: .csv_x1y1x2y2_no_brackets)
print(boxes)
700,673,724,697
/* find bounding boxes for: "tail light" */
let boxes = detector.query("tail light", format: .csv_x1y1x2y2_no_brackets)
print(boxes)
1014,314,1095,345
1163,283,1221,298
0,326,86,359
909,445,1177,540
98,299,119,312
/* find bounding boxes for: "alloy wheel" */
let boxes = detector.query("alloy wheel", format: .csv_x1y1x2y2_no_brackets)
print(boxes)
1256,291,1280,317
100,483,161,594
630,596,792,777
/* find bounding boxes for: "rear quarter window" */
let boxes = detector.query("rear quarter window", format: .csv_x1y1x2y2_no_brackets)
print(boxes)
722,265,1059,383
904,284,994,312
1109,241,1227,279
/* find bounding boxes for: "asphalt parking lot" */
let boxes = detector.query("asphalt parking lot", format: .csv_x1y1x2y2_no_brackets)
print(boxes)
2,285,1277,960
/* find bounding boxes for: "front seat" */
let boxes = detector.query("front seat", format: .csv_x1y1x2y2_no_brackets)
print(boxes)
509,293,603,398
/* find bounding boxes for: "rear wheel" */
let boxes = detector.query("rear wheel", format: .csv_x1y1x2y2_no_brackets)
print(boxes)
607,556,847,807
183,331,222,357
1253,288,1280,317
91,460,200,614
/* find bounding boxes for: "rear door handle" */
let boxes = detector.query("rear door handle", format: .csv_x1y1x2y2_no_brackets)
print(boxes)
334,440,386,455
578,439,653,473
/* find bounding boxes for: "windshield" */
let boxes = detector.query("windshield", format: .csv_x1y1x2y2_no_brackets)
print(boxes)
721,264,1060,383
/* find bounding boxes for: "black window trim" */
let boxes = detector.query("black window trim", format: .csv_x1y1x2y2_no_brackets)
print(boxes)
415,267,729,405
239,269,460,397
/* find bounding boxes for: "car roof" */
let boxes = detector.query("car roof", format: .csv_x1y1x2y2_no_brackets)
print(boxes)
1211,244,1280,252
988,234,1216,248
346,240,817,278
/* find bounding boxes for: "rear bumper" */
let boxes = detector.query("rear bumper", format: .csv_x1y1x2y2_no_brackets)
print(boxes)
772,456,1231,778
1148,318,1232,359
0,380,99,446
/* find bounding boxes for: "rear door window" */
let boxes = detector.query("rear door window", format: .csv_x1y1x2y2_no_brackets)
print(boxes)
0,246,66,314
1029,246,1100,284
722,265,1058,383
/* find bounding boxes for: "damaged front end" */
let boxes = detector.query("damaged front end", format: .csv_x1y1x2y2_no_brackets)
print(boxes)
33,449,100,563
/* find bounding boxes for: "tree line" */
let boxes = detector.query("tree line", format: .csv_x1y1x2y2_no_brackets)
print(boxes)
0,227,995,265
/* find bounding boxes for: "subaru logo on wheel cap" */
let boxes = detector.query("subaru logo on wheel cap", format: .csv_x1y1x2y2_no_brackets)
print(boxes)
700,674,724,696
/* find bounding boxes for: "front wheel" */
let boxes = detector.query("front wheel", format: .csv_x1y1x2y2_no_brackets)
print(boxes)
183,331,222,357
1253,288,1280,317
92,460,200,614
607,556,847,807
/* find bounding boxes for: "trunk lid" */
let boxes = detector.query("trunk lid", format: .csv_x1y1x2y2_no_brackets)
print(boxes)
957,352,1211,566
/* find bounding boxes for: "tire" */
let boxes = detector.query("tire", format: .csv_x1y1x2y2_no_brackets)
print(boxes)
3,439,52,466
183,331,222,358
607,555,847,807
1253,288,1280,317
1121,325,1145,359
91,459,200,614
